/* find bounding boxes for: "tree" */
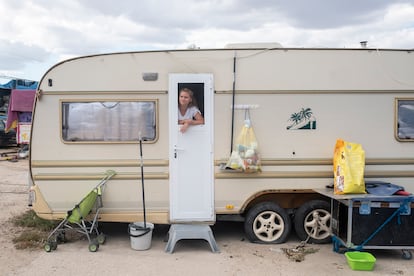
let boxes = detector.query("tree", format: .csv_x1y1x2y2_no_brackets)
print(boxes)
289,112,302,124
299,108,313,121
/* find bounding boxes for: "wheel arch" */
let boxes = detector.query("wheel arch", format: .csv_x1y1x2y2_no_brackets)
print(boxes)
240,189,330,215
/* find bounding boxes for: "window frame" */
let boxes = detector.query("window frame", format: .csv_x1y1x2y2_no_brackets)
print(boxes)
395,97,414,142
60,99,158,144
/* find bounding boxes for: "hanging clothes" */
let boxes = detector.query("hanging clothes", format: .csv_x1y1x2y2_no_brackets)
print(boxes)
5,89,36,132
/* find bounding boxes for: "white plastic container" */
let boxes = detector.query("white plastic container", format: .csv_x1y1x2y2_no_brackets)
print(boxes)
129,222,154,250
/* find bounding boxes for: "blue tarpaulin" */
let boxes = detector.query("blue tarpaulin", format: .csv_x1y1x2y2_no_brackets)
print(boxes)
0,79,38,90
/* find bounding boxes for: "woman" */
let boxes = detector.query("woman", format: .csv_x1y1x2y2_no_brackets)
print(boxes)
178,88,204,133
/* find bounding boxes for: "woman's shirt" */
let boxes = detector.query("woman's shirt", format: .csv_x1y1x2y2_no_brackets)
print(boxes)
178,106,201,121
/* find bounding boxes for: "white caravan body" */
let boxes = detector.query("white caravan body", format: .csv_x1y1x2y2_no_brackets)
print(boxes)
30,45,414,243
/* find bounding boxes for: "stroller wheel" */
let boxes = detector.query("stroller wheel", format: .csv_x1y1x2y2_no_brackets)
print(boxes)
97,233,106,245
89,241,99,252
51,241,58,251
57,233,66,243
44,243,52,252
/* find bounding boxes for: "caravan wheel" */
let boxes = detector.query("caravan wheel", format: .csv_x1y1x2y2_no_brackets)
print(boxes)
294,200,331,244
244,202,291,244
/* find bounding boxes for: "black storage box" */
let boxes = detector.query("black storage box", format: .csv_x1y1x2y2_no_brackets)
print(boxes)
332,198,414,247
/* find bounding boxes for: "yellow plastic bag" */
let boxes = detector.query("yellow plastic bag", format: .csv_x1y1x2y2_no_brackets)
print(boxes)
333,139,366,194
226,118,261,173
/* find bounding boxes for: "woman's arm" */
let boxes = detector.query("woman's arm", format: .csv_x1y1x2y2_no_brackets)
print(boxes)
179,112,204,133
193,112,204,125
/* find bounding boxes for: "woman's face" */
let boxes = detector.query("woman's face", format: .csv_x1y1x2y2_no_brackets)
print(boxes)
179,91,192,106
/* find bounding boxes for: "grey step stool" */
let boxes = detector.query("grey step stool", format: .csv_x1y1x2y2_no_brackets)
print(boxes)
165,224,220,253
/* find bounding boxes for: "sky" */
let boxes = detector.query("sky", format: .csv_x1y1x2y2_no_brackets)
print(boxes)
1,0,414,83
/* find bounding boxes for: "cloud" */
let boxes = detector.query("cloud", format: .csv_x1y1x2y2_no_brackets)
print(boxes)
0,39,49,70
80,0,413,30
269,0,391,28
0,0,413,81
185,4,414,50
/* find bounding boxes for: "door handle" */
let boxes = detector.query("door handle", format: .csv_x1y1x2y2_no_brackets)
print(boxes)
174,146,185,158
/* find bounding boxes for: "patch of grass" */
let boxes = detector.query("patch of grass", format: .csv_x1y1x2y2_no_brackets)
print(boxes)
11,210,57,231
10,210,59,249
12,229,47,249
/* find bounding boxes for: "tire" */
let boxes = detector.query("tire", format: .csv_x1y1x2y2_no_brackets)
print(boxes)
51,241,58,251
88,241,99,252
44,243,52,252
244,202,291,244
57,232,66,243
294,200,331,244
402,250,412,260
97,233,106,245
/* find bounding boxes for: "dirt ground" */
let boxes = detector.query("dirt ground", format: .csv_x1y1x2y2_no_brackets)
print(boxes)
1,151,414,276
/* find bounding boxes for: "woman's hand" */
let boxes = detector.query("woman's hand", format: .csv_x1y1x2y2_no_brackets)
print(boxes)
180,122,189,133
179,119,192,133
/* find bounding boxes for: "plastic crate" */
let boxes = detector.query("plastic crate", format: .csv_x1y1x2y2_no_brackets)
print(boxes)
345,251,376,271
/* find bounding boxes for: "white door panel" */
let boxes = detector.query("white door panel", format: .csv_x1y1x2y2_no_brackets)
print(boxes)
169,74,214,222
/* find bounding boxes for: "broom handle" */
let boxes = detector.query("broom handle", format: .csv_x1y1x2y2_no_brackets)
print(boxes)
139,136,147,228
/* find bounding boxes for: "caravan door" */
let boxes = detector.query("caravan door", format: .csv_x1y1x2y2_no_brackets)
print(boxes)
169,74,214,222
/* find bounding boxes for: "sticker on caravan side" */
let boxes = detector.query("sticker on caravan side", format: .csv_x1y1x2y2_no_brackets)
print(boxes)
287,107,316,130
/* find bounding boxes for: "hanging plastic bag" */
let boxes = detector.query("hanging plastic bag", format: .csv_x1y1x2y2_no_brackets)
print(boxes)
226,110,261,172
333,139,366,194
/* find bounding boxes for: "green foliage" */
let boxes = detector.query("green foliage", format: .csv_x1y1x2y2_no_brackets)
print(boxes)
12,230,46,249
10,210,58,249
11,210,57,231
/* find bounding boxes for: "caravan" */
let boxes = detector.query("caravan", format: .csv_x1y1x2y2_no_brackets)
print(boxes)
29,44,414,244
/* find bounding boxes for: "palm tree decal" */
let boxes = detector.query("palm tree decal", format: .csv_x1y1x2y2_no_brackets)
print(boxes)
287,107,316,130
289,113,302,124
300,108,312,120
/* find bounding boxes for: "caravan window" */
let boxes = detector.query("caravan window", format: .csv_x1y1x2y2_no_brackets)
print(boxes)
396,99,414,141
62,100,156,142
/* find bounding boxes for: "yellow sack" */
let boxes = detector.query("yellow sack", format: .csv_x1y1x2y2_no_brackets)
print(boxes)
333,139,366,194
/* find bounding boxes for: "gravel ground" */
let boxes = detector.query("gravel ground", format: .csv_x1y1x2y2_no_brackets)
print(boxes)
1,151,414,275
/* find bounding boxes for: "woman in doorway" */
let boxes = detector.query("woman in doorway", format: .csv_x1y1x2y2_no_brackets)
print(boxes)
178,88,204,133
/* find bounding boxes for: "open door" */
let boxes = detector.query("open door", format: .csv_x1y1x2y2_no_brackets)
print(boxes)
169,74,214,222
